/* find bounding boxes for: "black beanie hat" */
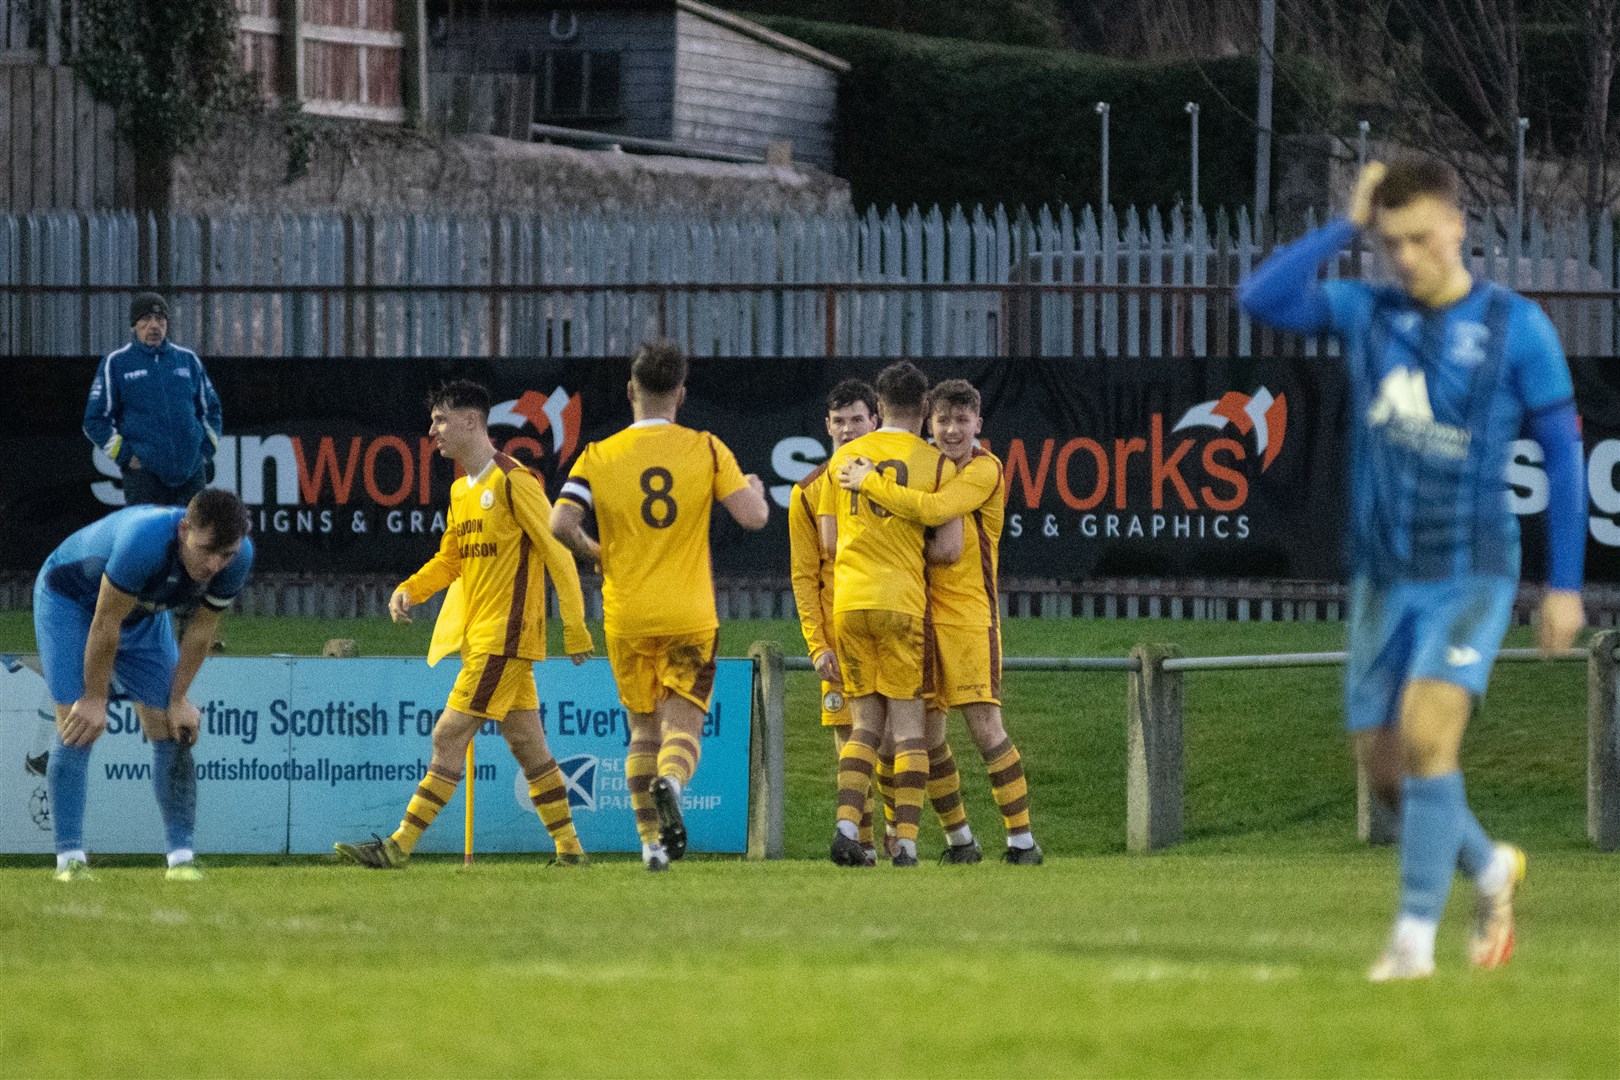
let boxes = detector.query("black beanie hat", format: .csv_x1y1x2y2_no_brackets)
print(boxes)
130,292,168,325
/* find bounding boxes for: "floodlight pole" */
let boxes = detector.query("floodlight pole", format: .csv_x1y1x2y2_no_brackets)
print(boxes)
1096,101,1111,211
1185,102,1201,211
1516,116,1530,237
1255,0,1275,229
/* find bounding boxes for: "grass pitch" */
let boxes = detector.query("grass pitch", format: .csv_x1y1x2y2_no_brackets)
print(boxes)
1,613,1615,1078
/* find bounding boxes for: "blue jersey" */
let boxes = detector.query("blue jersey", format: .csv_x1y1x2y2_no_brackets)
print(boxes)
38,506,255,623
1240,219,1577,585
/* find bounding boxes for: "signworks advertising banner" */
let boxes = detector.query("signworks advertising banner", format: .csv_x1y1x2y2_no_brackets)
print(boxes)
0,355,1612,582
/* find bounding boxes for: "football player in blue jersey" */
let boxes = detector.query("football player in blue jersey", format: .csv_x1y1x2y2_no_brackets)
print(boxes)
1239,158,1586,981
34,489,254,882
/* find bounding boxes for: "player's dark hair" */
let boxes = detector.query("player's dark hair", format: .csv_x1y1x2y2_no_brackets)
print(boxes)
631,339,688,396
874,361,928,415
826,378,877,418
927,379,981,416
186,488,250,547
1373,157,1462,211
427,379,491,419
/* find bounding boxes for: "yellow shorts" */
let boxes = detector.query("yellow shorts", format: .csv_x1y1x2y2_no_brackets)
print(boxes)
607,630,719,715
819,678,853,727
832,609,929,701
448,653,537,721
928,622,1002,710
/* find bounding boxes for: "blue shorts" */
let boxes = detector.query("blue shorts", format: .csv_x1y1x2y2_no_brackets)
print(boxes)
33,578,177,710
1343,576,1517,733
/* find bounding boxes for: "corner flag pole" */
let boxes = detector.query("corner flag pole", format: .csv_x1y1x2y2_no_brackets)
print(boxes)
464,740,475,864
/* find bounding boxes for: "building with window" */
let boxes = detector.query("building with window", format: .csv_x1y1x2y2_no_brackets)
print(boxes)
428,0,847,170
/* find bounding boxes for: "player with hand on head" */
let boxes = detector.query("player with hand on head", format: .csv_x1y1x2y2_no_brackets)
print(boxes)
840,379,1041,865
1239,157,1586,980
551,341,769,872
819,361,963,868
35,488,254,881
334,380,595,870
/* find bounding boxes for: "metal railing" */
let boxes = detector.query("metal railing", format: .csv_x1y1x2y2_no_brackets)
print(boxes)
4,204,1617,359
752,636,1620,858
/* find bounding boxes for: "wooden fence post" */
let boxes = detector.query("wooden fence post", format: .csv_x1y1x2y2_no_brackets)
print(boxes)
400,0,428,129
279,0,304,106
1588,629,1620,851
747,640,786,860
1127,643,1183,852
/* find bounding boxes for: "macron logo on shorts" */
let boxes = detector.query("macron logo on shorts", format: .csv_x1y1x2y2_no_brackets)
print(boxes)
1446,646,1482,667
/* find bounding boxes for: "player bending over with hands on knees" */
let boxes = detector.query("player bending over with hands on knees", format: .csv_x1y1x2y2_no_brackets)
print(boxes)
36,488,254,881
551,341,768,871
334,380,596,869
1239,157,1585,980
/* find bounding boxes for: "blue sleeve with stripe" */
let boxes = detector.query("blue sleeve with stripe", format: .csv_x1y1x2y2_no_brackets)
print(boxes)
204,537,255,609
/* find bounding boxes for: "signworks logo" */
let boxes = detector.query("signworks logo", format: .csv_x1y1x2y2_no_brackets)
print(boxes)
92,388,584,538
986,387,1290,543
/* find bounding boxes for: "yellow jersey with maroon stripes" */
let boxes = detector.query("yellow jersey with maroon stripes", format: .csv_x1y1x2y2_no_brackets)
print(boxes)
789,462,836,660
558,419,749,638
817,428,955,618
859,446,1003,627
399,453,591,661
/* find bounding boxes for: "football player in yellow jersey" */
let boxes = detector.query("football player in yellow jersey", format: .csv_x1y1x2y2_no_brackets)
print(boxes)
841,379,1043,864
790,379,885,860
552,341,769,871
335,380,596,870
817,361,962,867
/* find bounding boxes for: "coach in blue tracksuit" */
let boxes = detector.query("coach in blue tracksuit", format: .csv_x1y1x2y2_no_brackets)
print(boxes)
1239,157,1586,982
83,292,223,506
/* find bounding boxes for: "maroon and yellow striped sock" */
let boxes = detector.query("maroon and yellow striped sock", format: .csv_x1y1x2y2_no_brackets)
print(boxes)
526,759,582,856
658,730,701,787
858,789,876,849
983,738,1032,837
626,736,661,844
892,738,928,844
390,767,460,855
927,741,969,838
874,752,896,833
836,728,880,828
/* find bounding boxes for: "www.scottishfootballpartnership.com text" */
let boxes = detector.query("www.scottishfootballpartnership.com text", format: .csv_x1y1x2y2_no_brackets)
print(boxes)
103,757,496,786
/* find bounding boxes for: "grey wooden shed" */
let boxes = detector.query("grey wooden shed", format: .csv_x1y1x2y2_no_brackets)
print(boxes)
428,0,849,170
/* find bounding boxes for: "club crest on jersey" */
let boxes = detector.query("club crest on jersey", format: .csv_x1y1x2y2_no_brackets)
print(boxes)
480,489,495,510
1171,387,1288,471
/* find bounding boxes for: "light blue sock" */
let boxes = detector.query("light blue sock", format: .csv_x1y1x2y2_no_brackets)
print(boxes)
149,739,196,854
1399,772,1466,921
46,736,93,854
1455,790,1495,880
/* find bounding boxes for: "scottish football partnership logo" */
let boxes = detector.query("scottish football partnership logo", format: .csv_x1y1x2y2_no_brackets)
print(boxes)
558,755,599,812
